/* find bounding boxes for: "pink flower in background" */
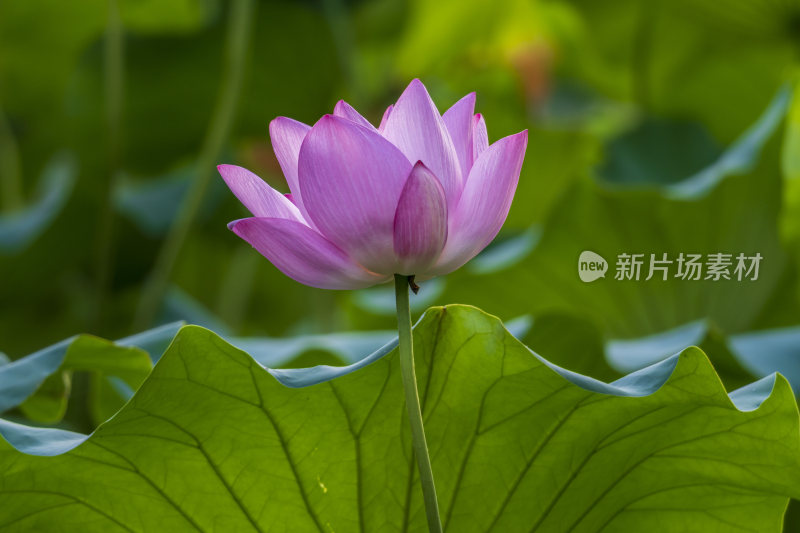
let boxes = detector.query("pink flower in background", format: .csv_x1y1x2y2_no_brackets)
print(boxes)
219,79,527,289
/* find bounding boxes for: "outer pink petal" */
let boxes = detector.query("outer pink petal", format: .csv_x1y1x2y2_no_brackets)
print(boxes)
229,217,387,290
430,130,528,276
298,115,413,274
269,117,311,211
381,79,463,210
472,113,489,165
442,92,476,178
218,164,304,222
333,100,377,131
393,162,448,275
378,104,393,132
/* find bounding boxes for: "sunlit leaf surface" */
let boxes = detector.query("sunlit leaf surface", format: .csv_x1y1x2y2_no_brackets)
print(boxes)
1,306,798,532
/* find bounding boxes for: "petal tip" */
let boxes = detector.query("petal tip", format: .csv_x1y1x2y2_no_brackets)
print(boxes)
217,164,239,183
405,78,430,95
269,116,309,138
227,219,244,232
268,117,284,131
318,113,337,125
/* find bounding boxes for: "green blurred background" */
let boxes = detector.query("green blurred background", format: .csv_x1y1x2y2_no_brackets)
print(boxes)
2,0,799,388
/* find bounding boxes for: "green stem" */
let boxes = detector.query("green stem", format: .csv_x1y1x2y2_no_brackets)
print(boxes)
105,0,123,168
0,103,23,211
631,0,658,108
394,274,443,533
92,0,124,329
133,0,255,331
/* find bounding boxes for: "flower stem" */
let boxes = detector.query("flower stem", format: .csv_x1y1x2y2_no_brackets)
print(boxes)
132,0,254,331
92,0,124,330
394,274,443,533
0,103,23,212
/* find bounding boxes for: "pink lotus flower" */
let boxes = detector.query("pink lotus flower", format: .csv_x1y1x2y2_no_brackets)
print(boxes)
219,79,528,289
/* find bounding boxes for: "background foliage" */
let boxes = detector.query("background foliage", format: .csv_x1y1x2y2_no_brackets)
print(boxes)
2,0,800,530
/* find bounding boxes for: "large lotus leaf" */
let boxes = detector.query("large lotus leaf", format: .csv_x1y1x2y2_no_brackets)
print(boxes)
0,318,356,425
1,305,798,532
